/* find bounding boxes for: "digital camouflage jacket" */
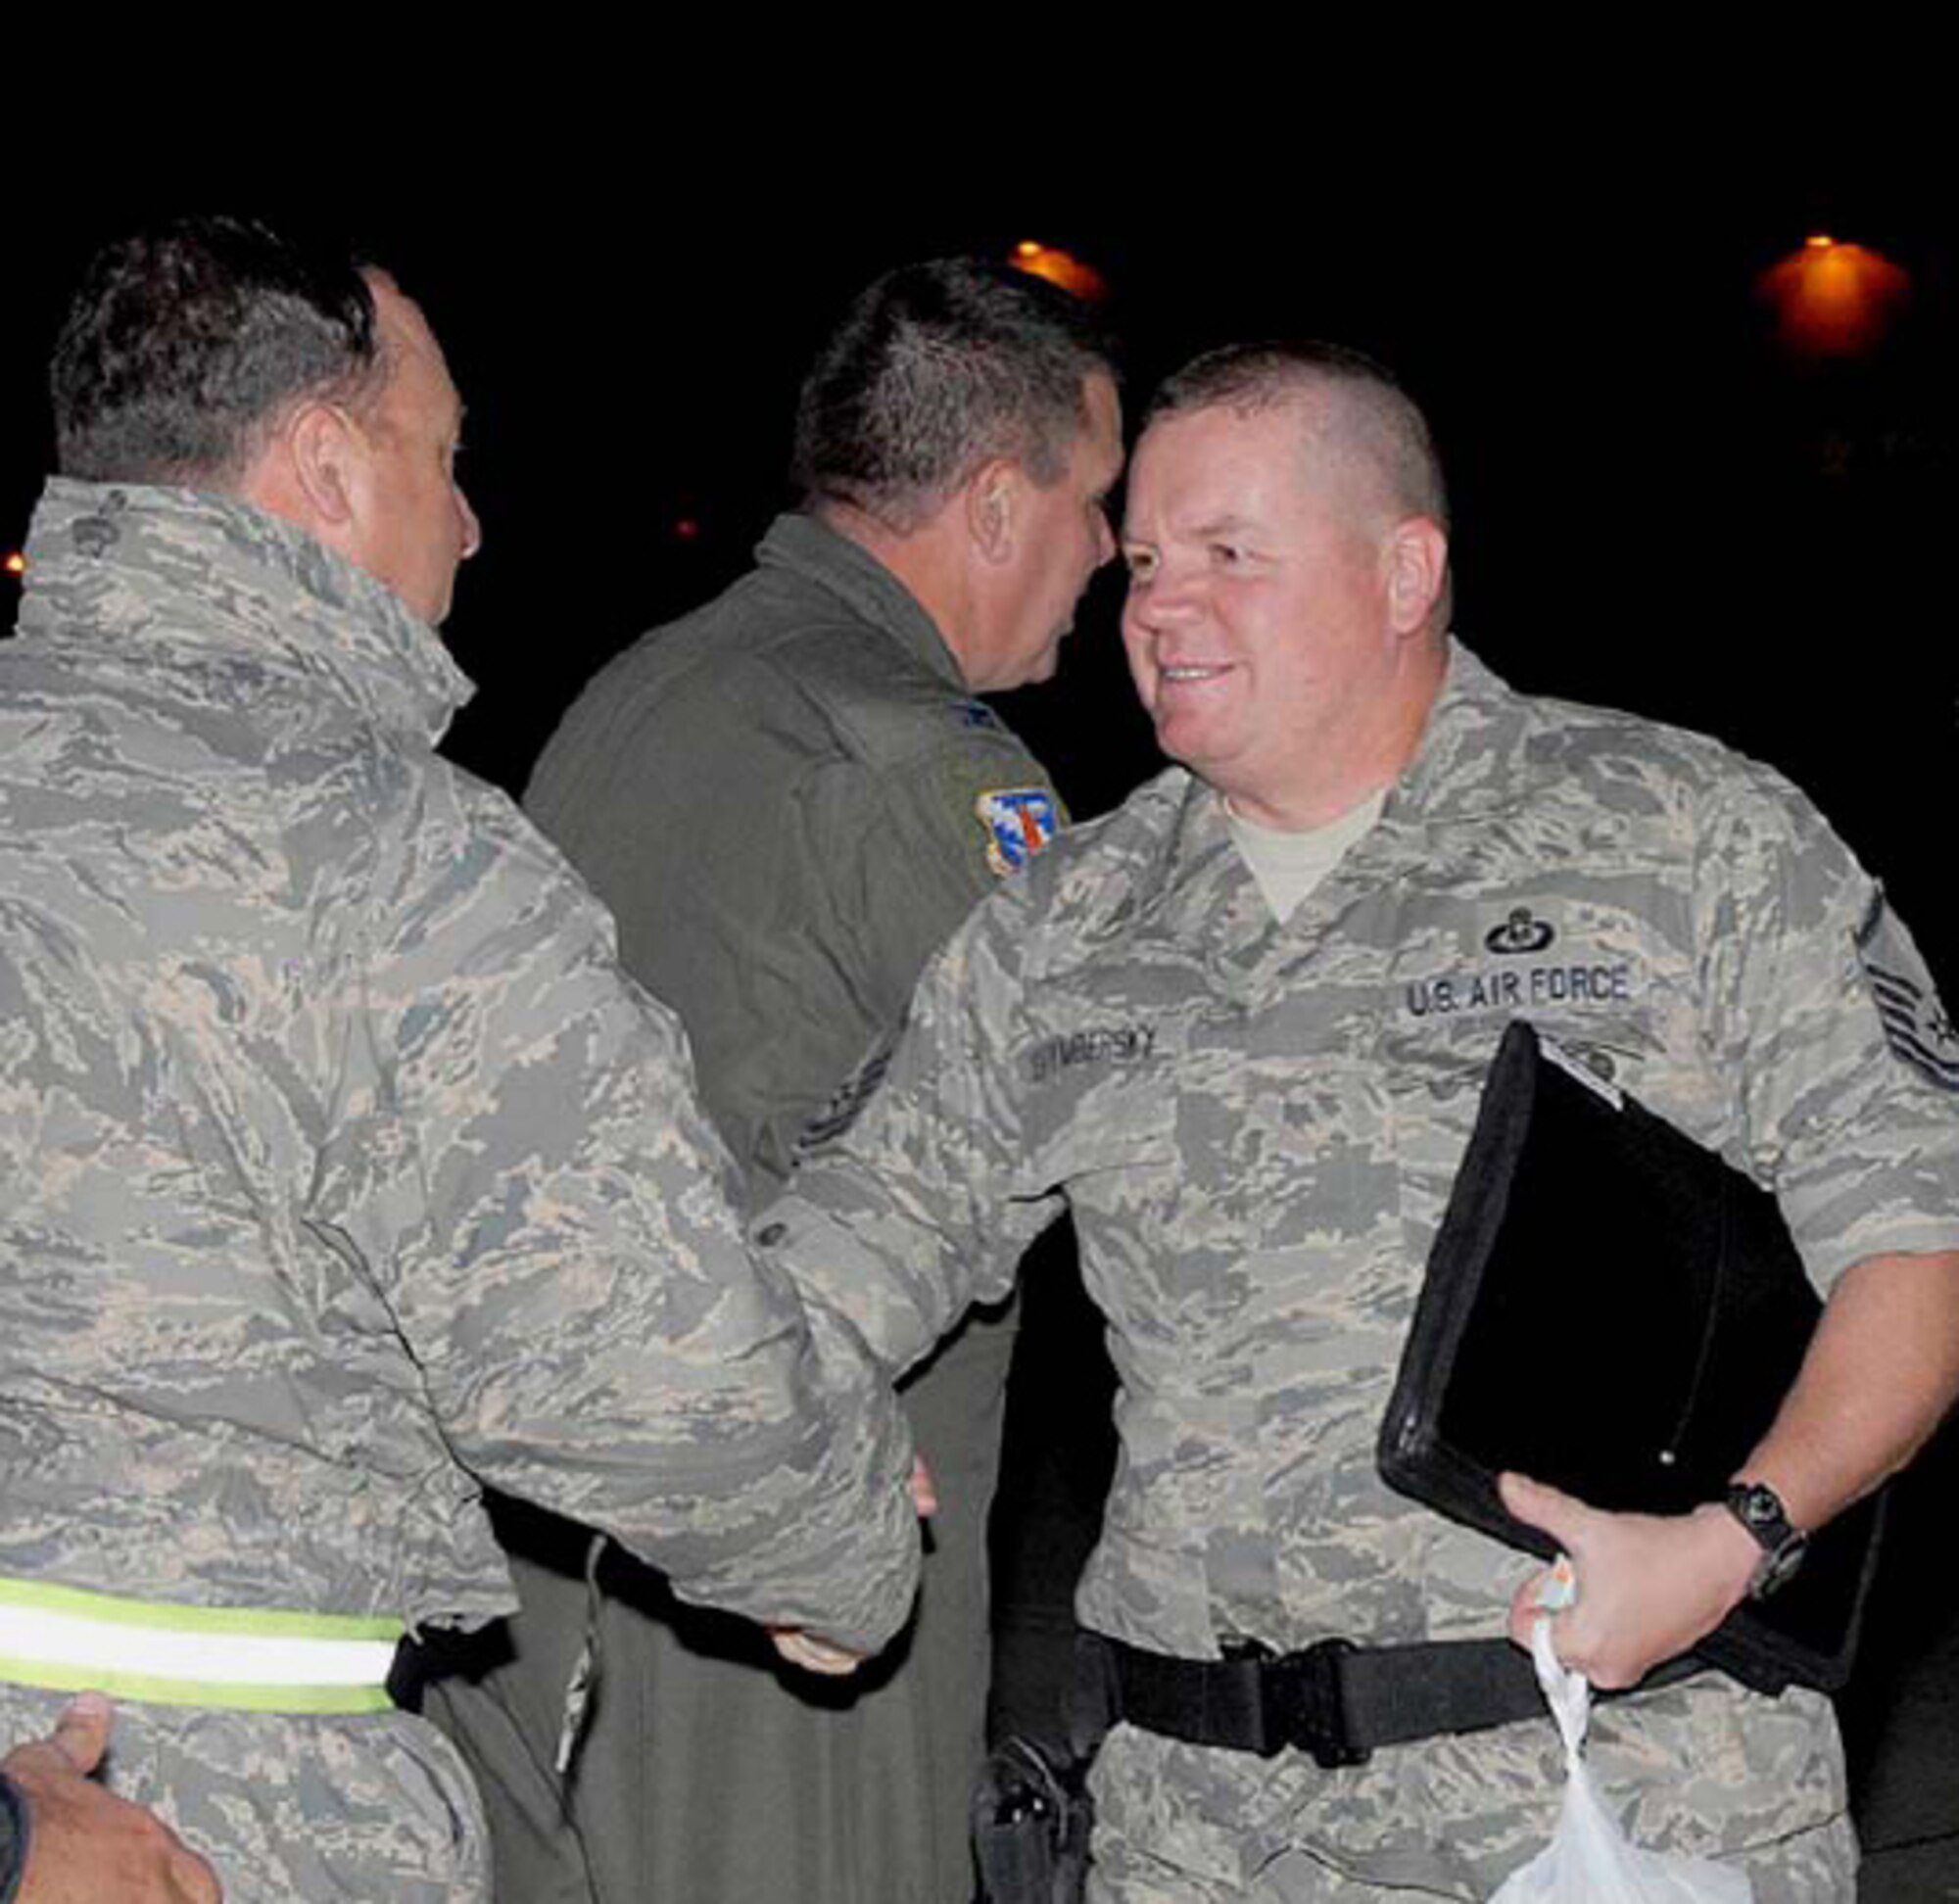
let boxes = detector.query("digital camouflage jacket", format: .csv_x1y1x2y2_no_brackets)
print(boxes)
758,643,1959,1893
0,481,917,1651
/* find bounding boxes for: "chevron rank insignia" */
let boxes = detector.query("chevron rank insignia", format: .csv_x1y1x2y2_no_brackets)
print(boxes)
1857,887,1959,1092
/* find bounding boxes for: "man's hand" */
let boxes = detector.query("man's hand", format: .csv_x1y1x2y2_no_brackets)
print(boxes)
1500,1472,1759,1690
765,1457,932,1678
4,1693,221,1903
766,1629,865,1677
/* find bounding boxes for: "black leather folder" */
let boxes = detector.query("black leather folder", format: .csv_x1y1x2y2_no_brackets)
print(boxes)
1378,1019,1885,1693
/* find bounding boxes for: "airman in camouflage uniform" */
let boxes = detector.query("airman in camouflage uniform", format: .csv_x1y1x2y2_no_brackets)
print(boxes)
0,219,918,1902
752,344,1959,1900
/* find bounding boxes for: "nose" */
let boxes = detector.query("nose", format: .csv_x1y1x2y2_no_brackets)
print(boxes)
1123,560,1198,631
456,484,483,561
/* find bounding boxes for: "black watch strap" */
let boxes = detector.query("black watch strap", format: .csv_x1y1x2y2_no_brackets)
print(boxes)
1724,1481,1809,1599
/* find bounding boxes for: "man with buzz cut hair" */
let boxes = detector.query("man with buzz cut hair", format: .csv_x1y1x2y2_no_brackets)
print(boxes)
429,257,1122,1904
0,215,921,1903
747,336,1959,1900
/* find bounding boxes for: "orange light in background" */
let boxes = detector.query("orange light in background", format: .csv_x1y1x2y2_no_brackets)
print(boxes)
1008,240,1109,304
1758,235,1910,358
3,551,24,579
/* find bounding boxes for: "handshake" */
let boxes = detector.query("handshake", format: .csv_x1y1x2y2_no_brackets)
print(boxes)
770,1455,938,1676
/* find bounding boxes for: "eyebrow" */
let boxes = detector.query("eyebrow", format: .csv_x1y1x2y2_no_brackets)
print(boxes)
1121,510,1260,544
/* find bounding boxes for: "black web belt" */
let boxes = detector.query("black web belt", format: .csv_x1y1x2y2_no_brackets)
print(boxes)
1087,1631,1559,1771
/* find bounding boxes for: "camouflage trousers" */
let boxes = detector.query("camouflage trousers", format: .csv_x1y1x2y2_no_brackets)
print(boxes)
0,1680,490,1902
1084,1672,1859,1902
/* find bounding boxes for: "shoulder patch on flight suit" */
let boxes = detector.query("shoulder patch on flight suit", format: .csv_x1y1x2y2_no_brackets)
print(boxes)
1855,886,1959,1092
976,788,1059,878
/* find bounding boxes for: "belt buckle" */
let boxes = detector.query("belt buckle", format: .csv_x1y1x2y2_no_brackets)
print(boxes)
1266,1637,1370,1770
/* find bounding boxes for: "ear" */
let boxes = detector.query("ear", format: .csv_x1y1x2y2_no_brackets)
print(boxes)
283,400,368,536
961,458,1023,564
1384,516,1449,637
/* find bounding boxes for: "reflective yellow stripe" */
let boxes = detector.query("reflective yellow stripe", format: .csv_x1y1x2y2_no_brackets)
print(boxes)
0,1576,403,1642
0,1576,402,1714
0,1653,394,1714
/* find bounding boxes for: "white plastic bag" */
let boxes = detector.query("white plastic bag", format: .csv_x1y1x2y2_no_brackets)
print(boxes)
1489,1619,1752,1902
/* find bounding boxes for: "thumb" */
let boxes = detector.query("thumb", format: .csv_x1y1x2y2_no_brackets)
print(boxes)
1499,1472,1591,1550
47,1690,114,1773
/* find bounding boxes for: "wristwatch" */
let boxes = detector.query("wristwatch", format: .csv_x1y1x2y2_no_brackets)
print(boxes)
1723,1481,1809,1599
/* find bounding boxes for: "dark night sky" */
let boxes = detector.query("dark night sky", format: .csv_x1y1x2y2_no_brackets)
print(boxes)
5,167,1953,976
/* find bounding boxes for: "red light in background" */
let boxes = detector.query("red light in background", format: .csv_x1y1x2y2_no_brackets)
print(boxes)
1758,236,1909,358
4,551,25,579
1008,241,1109,304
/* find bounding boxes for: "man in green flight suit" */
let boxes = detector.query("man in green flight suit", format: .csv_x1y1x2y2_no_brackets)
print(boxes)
426,260,1123,1903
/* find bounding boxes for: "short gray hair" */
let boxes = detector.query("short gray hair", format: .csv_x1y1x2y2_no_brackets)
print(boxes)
791,259,1117,534
1145,339,1449,531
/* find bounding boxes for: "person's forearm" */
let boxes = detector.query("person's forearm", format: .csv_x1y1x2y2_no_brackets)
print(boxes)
1734,1249,1959,1530
1506,1248,1959,1688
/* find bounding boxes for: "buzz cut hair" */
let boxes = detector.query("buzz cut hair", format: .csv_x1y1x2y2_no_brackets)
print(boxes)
790,258,1117,535
51,214,388,488
1144,339,1450,533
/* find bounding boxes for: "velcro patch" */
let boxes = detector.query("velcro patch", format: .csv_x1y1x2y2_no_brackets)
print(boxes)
976,787,1058,878
1856,887,1959,1092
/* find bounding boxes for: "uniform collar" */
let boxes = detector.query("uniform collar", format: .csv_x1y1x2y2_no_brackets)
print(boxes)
1126,642,1531,982
16,479,475,747
1121,773,1274,965
757,512,971,695
1382,639,1533,827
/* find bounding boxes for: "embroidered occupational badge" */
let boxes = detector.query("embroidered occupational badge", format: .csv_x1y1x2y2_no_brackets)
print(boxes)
1856,887,1959,1092
977,788,1059,878
1484,906,1556,955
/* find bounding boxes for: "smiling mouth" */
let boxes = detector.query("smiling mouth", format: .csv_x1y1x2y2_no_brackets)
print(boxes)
1160,664,1231,684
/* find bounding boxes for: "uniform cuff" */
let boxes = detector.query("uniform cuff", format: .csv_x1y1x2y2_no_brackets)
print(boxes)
751,1194,933,1373
0,1770,27,1904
